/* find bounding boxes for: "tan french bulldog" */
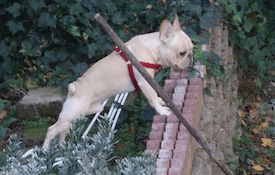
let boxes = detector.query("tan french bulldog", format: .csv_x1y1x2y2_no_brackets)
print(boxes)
43,15,193,148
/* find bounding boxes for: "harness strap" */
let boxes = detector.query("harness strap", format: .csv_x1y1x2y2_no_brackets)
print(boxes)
114,46,162,93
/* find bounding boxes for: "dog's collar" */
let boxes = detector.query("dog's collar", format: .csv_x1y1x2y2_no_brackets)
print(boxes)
115,46,162,93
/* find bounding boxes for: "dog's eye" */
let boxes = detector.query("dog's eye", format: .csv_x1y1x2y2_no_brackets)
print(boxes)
180,51,186,56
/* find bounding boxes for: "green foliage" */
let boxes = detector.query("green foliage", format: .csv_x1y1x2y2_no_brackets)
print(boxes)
192,37,224,77
0,99,18,139
113,95,153,158
0,0,220,89
21,117,50,128
0,116,157,175
218,0,275,90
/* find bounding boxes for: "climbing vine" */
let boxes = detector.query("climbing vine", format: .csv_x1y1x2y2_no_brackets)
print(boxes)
0,0,221,89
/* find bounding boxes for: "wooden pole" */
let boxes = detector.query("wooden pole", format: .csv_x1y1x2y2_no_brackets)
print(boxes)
94,13,235,175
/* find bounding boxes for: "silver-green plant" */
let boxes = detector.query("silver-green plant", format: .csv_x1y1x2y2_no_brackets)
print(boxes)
0,115,156,175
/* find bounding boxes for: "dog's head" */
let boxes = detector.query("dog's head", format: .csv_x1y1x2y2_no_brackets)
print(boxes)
158,15,193,70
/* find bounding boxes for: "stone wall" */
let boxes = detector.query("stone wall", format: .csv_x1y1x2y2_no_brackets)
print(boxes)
191,22,239,175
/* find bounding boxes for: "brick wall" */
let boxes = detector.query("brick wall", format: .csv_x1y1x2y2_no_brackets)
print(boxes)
145,65,206,175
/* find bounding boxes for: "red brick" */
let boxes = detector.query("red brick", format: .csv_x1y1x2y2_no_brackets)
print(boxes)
189,78,202,85
170,72,181,79
165,123,179,132
187,85,200,93
163,130,177,140
167,114,179,123
174,86,187,94
159,149,173,159
185,92,199,100
176,79,188,86
146,140,161,150
149,131,163,140
153,115,166,123
184,114,193,122
179,123,188,132
161,140,175,150
182,107,195,115
175,140,189,150
156,168,168,175
184,99,196,107
169,168,182,175
167,92,173,99
173,148,188,159
170,68,182,74
181,70,189,79
151,123,165,132
156,158,170,168
172,93,185,101
170,158,184,169
177,131,190,140
164,79,176,93
172,100,183,110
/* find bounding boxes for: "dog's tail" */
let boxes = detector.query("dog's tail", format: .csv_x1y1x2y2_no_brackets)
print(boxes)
68,82,76,96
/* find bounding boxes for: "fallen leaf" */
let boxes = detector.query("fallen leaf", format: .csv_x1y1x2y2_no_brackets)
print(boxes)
252,164,264,172
260,156,272,166
256,95,262,102
252,128,260,134
238,109,246,118
0,110,7,120
249,108,258,119
46,72,54,79
162,0,167,3
241,119,246,126
261,138,275,148
259,122,268,130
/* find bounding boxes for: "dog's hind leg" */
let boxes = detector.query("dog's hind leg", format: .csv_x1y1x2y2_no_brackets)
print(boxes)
43,95,91,148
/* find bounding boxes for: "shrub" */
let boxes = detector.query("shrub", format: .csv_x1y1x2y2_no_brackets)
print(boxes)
218,0,275,92
0,116,157,175
0,0,222,89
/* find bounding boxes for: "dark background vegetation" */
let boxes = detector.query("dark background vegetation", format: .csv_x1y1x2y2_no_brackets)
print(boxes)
0,0,274,174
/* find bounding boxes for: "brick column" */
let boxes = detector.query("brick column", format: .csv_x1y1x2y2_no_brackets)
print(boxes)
145,65,205,175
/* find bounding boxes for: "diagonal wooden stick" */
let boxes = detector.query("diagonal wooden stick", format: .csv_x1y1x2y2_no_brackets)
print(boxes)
94,13,235,175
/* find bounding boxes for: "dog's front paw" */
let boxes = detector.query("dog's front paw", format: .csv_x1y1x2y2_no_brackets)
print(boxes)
156,106,171,116
158,97,166,106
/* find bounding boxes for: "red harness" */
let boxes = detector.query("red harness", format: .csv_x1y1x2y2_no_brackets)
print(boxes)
115,46,162,93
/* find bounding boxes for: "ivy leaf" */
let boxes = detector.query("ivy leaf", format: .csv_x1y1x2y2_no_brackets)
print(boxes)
237,31,246,39
0,41,9,57
83,32,89,41
69,3,83,16
200,13,213,30
38,12,56,28
6,2,21,18
28,0,46,13
56,49,69,62
70,25,81,37
233,14,242,24
112,13,123,25
42,50,57,64
87,43,95,59
243,20,254,32
71,62,88,76
6,20,24,35
62,15,76,26
0,127,6,139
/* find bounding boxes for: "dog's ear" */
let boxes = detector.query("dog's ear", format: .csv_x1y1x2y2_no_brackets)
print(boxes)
159,20,173,43
173,15,181,31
